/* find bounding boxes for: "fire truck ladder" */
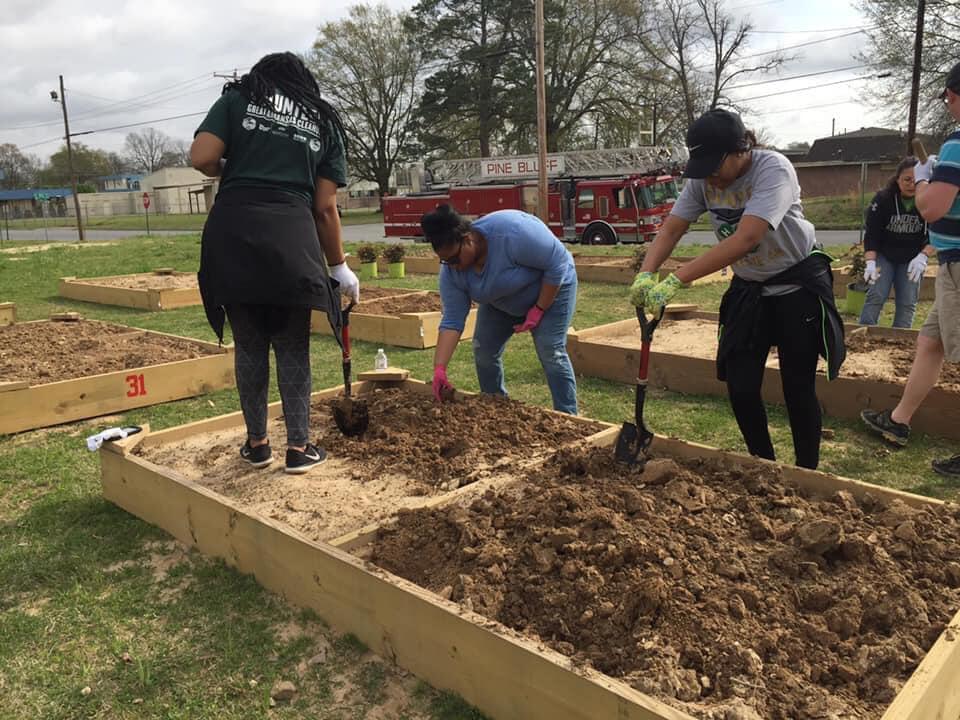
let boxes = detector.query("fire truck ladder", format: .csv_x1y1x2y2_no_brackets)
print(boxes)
427,146,689,186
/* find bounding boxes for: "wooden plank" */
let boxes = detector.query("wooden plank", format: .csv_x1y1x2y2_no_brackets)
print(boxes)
0,381,29,393
0,338,234,435
50,311,83,321
0,302,15,326
834,266,936,301
311,307,478,348
58,273,201,311
100,389,955,720
100,449,692,720
356,368,410,382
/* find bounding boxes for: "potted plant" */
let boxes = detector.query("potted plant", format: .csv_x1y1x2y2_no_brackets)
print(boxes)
844,245,869,316
383,243,406,279
357,244,379,280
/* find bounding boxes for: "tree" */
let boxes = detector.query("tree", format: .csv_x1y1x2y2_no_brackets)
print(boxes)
124,128,175,173
310,3,423,198
161,139,192,168
857,0,960,137
639,0,788,126
406,0,520,157
0,144,41,189
37,143,113,186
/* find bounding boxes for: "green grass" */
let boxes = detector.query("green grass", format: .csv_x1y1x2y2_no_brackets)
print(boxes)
0,233,954,718
691,193,866,231
3,209,382,232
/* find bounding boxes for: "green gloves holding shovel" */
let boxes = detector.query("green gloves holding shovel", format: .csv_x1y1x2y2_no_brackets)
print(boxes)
629,271,685,313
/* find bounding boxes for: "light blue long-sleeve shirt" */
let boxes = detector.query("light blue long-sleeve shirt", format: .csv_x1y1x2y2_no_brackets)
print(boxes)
439,210,577,332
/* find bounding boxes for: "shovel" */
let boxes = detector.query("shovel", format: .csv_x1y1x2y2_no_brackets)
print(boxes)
615,305,665,466
332,300,369,437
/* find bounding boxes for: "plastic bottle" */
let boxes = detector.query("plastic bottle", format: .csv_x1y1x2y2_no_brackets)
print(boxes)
374,348,388,370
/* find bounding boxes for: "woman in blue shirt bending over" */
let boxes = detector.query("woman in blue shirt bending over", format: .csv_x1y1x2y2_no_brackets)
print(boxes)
421,204,579,414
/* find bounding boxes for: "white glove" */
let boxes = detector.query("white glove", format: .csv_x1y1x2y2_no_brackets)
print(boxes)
914,155,938,183
329,262,360,303
86,426,141,452
907,252,928,283
863,259,880,285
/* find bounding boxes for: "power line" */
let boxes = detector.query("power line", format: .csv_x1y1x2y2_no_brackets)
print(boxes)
738,29,867,59
727,64,869,89
750,24,871,35
749,99,859,116
734,74,885,101
70,111,208,138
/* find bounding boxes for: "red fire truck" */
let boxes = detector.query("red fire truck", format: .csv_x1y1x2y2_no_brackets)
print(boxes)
382,147,685,244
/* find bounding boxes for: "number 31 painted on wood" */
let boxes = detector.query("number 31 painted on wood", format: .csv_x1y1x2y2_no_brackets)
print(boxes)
125,373,147,397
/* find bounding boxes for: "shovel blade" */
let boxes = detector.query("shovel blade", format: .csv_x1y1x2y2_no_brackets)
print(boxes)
333,397,369,437
614,421,654,466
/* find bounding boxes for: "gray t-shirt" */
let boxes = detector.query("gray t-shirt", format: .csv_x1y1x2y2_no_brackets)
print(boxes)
671,149,816,295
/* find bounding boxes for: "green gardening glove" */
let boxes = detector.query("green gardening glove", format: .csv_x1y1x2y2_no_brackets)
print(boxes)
645,273,685,314
629,271,658,307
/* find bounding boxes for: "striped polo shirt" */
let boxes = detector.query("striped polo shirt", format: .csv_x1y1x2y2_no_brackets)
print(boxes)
930,129,960,251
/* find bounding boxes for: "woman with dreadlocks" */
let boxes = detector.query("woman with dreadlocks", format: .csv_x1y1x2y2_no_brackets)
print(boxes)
191,51,359,475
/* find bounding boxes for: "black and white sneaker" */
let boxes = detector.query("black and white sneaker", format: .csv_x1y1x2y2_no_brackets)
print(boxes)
285,443,326,475
240,440,273,468
860,409,910,447
932,454,960,478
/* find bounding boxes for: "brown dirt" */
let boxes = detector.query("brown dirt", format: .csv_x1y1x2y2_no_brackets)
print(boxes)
357,292,444,315
574,256,687,272
372,444,960,719
357,286,422,302
134,388,604,543
588,317,960,391
0,320,217,385
83,272,198,290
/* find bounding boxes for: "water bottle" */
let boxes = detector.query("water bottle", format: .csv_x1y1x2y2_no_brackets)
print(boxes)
374,348,388,370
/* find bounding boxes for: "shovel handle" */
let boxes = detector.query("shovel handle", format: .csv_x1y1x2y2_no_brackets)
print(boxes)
342,300,355,396
636,306,664,382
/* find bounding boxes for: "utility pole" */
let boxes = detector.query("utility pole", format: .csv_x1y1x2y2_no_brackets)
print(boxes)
534,0,549,223
907,0,926,153
53,76,85,242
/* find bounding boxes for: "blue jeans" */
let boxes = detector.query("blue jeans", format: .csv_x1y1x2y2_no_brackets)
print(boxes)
858,253,920,328
472,278,579,414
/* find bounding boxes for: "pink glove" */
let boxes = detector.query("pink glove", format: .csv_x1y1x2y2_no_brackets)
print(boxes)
432,365,454,402
513,305,545,333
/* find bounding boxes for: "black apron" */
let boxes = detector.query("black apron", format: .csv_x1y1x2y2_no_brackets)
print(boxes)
198,187,343,345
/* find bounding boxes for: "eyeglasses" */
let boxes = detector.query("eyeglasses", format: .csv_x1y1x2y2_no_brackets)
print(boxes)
438,239,464,266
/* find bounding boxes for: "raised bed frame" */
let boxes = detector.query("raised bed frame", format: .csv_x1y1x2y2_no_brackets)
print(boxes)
311,291,477,349
0,302,15,326
101,377,960,720
0,321,234,435
59,271,201,311
572,255,728,285
833,265,937,301
345,255,440,275
567,307,960,441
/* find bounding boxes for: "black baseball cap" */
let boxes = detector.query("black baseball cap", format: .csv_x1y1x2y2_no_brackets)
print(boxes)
683,109,748,179
940,61,960,100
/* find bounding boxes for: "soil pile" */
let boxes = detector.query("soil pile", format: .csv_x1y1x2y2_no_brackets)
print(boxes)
314,388,604,487
372,445,960,719
0,320,217,384
357,292,444,315
90,273,198,290
846,331,960,390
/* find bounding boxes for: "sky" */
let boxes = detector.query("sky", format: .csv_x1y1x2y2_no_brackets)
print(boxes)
0,0,887,169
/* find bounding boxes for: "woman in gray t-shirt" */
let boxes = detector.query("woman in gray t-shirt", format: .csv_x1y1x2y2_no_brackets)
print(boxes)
631,109,844,470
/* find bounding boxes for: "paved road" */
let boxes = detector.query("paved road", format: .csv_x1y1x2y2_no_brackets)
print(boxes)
2,224,863,248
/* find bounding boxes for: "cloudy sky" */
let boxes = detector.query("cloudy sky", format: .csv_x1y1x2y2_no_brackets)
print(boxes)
1,0,885,166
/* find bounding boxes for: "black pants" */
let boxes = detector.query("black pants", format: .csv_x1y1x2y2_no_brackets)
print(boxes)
724,289,822,469
226,304,312,447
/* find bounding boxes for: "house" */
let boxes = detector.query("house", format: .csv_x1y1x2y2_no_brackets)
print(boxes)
96,174,143,193
139,167,217,214
0,188,72,219
791,127,940,197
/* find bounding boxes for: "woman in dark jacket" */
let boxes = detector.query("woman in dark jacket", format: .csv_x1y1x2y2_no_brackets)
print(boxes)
859,157,934,328
191,52,359,475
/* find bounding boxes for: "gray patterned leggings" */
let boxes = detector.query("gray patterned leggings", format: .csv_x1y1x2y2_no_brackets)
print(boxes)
226,304,312,447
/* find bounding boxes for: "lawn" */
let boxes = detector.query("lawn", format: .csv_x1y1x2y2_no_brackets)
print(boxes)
692,193,867,231
0,234,954,719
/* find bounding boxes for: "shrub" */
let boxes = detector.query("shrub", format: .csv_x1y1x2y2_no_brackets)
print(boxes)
382,243,406,264
847,244,868,291
357,244,379,264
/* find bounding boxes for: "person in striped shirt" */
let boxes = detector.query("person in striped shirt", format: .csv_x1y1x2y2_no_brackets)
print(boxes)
861,61,960,477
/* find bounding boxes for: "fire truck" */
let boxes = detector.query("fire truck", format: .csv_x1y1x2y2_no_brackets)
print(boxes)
382,146,686,244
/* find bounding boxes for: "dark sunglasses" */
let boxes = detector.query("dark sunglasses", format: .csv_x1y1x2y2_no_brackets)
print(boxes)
438,238,464,266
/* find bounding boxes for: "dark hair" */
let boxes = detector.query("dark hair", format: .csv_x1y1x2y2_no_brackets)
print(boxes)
882,156,918,196
740,129,759,151
225,52,348,152
420,204,471,252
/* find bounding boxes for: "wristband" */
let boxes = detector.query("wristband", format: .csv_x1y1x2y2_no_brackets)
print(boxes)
535,304,546,312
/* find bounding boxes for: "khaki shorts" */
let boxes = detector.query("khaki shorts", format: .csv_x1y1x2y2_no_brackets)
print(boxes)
920,261,960,362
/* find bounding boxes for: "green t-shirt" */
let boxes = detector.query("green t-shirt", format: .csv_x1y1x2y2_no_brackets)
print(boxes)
196,89,347,202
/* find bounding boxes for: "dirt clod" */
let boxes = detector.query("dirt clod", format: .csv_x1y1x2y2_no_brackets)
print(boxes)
271,680,297,702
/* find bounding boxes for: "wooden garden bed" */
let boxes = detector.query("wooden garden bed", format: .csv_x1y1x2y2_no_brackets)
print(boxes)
572,255,728,285
100,377,960,720
0,302,14,326
311,290,477,348
345,256,440,275
833,265,938,301
567,307,960,441
59,270,201,311
0,318,233,434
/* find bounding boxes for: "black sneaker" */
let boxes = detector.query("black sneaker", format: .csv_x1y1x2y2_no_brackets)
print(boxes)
240,440,272,468
932,454,960,478
860,409,910,447
285,443,326,475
